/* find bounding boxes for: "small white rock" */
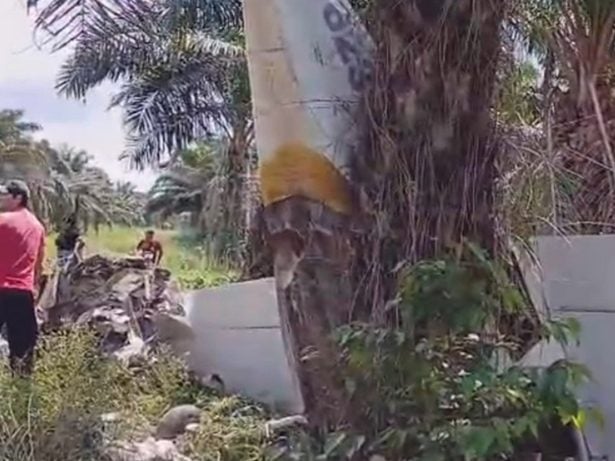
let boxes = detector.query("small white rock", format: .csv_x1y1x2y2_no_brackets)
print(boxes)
155,405,201,440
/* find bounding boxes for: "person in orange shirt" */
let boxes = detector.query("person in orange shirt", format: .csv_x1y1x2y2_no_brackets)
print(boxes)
136,230,164,266
0,180,45,376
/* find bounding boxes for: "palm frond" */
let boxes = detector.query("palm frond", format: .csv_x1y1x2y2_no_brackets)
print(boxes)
54,0,247,167
159,0,243,34
30,0,242,50
116,79,225,167
1,106,144,228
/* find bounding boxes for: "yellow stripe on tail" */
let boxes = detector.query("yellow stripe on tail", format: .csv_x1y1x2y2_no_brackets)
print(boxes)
260,142,353,215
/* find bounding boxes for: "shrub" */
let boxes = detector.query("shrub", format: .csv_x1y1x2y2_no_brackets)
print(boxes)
269,247,596,460
0,330,120,460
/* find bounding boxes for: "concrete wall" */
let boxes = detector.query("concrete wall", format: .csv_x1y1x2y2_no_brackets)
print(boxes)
178,278,304,414
522,235,615,458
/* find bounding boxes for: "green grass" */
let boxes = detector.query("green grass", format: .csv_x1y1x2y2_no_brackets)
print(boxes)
0,329,268,461
46,227,237,290
14,228,260,459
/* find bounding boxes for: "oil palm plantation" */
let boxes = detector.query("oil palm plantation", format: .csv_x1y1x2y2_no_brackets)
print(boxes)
36,0,253,258
28,0,509,419
53,4,246,168
0,107,143,229
146,143,217,223
146,140,248,257
0,109,48,179
46,147,144,230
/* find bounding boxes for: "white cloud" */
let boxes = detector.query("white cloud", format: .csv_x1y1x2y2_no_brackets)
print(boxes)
0,0,156,191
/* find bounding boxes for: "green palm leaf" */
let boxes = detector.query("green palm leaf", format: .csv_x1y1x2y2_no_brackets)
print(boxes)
30,0,242,50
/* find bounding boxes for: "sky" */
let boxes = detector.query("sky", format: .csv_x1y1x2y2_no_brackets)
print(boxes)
0,0,156,191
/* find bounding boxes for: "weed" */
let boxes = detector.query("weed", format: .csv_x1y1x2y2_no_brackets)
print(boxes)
0,329,268,461
271,250,595,460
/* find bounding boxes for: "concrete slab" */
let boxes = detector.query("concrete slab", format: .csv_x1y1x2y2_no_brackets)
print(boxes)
560,311,614,457
159,278,304,415
185,278,283,328
534,235,615,312
519,339,565,369
518,235,615,458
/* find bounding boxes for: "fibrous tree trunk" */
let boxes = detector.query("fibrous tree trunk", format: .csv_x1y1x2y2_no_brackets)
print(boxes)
250,0,506,429
199,124,252,262
351,0,505,319
524,0,615,233
264,198,356,427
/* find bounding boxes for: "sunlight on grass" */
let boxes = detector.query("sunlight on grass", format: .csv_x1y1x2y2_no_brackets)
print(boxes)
45,227,237,289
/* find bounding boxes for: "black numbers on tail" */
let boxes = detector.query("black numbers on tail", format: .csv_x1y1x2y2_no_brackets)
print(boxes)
322,1,372,92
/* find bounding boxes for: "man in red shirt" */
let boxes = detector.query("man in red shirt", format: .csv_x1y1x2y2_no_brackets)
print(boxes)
0,180,45,375
136,230,163,266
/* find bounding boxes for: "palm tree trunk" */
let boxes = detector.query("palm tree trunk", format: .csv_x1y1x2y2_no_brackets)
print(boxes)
351,0,504,318
250,0,505,428
241,203,273,279
226,139,246,238
263,198,356,427
202,125,251,261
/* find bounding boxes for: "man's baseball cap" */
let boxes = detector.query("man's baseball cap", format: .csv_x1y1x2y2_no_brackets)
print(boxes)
0,179,31,202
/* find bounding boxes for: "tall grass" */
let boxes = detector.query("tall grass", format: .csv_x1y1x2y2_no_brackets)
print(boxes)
0,329,268,461
14,231,260,460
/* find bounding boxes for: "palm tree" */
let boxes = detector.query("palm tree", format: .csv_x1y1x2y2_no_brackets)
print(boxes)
0,107,144,229
54,4,246,168
51,145,92,175
497,60,542,126
47,151,143,230
147,164,211,222
146,141,245,257
0,110,65,226
515,0,615,233
31,0,247,177
26,0,515,429
0,109,48,180
0,109,41,140
34,0,253,258
115,181,146,215
243,0,506,426
30,0,243,51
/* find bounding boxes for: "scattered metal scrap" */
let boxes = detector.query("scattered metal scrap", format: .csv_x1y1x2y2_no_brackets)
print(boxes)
39,254,185,362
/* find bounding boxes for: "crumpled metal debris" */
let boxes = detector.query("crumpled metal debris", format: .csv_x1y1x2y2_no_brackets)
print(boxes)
41,255,184,359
